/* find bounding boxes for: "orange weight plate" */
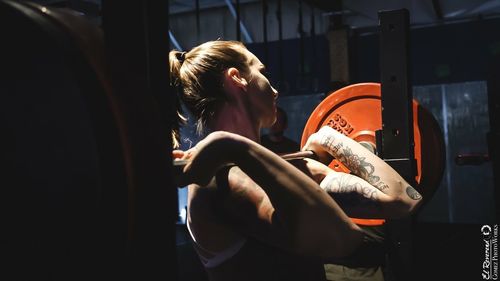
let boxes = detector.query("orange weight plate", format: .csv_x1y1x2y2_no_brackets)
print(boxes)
301,83,445,226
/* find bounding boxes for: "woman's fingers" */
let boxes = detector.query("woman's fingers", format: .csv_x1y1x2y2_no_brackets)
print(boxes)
172,150,185,159
302,132,334,164
182,147,198,160
172,147,199,162
301,158,331,184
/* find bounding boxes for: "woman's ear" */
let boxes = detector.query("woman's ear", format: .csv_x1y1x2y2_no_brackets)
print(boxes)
225,67,248,91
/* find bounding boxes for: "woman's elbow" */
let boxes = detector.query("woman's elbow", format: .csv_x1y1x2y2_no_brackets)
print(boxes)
386,190,423,219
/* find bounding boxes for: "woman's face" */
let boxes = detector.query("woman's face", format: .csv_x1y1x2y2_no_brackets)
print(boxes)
241,48,279,128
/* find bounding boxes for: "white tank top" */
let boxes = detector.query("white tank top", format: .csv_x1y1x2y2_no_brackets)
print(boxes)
186,220,247,268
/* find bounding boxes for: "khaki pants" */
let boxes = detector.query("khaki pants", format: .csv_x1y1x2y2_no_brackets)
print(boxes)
324,264,384,281
324,225,386,281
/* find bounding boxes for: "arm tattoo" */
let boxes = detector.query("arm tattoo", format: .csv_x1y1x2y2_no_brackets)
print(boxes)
321,135,343,154
320,134,336,149
320,134,389,192
405,186,422,200
322,173,379,207
341,147,389,191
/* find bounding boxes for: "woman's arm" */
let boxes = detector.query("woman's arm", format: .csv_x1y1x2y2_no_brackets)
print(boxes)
319,170,412,219
183,131,364,258
302,126,423,215
292,157,408,219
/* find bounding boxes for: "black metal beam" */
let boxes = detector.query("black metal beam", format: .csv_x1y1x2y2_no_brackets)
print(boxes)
235,0,241,41
102,1,177,279
262,0,268,65
378,9,415,182
195,0,200,42
431,0,444,20
310,4,316,89
276,0,284,85
303,0,342,11
378,9,415,281
298,0,305,78
328,0,343,30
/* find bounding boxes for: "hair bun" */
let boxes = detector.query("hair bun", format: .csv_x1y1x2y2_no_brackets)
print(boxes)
177,51,187,64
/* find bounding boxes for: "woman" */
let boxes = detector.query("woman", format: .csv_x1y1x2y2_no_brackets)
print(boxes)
171,40,422,281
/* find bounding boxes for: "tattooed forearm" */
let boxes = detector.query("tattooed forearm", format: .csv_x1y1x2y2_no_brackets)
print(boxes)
321,135,343,155
320,134,336,149
320,172,421,218
405,186,422,200
321,173,379,206
320,135,389,192
338,147,389,191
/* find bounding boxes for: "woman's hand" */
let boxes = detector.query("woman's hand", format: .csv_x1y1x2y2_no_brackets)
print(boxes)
289,157,332,184
173,147,199,187
175,131,245,187
301,126,339,165
173,147,197,161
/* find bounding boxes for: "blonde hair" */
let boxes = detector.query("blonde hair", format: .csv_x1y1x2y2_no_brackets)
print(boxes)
169,40,250,148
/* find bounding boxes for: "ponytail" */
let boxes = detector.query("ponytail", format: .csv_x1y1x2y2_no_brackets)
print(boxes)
169,50,187,149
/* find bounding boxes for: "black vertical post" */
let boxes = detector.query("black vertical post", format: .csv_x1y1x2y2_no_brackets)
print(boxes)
143,5,178,278
310,4,317,91
195,0,201,43
262,0,268,66
327,0,349,92
298,0,305,88
378,9,415,281
276,0,284,87
329,0,343,29
103,1,177,280
378,9,415,179
140,2,178,279
235,0,241,41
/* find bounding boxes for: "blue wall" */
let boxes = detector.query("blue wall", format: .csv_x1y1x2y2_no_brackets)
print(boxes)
246,35,332,96
351,17,500,85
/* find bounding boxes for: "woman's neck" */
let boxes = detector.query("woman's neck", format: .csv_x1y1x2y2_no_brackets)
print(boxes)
210,103,261,142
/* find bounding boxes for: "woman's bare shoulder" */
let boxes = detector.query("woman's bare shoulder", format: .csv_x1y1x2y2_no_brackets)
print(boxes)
187,178,248,253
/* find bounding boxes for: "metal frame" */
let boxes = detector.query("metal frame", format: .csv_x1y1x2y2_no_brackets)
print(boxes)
377,9,415,281
102,1,177,279
224,0,253,43
378,9,415,183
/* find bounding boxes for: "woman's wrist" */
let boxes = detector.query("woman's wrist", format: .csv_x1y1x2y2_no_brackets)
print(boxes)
319,171,336,191
315,126,348,155
302,126,342,164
